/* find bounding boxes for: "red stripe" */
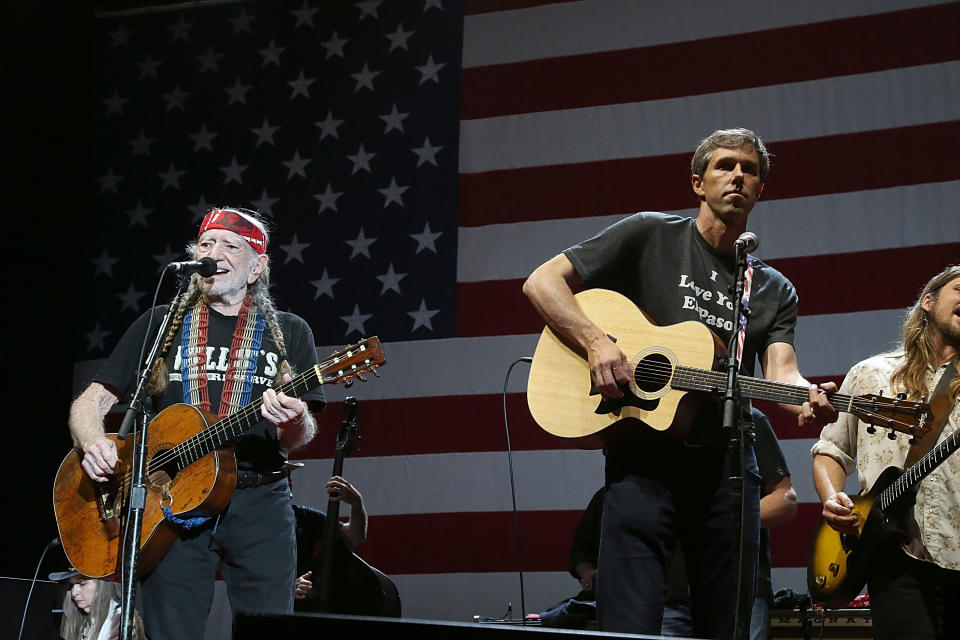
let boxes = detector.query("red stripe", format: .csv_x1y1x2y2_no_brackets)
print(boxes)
352,506,824,574
454,245,955,338
360,510,580,574
464,0,578,16
458,122,960,228
462,4,960,119
770,503,823,568
769,244,960,317
294,393,563,459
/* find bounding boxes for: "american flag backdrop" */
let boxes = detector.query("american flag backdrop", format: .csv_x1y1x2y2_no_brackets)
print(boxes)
73,0,959,631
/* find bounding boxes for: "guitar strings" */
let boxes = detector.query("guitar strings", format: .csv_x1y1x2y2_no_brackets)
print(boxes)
626,360,929,432
102,348,379,498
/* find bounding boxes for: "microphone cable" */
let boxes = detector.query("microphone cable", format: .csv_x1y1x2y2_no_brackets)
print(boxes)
17,536,61,640
502,355,533,623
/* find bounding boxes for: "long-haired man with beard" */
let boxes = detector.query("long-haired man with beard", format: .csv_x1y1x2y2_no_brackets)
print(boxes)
812,265,960,640
69,207,326,640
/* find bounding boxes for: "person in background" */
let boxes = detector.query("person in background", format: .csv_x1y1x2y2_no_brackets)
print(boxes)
50,568,147,640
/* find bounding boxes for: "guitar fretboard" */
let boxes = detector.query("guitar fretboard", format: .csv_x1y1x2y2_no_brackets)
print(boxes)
673,366,857,411
168,365,323,470
876,428,959,511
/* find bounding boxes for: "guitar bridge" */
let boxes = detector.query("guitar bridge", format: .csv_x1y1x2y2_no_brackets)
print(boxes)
94,475,125,539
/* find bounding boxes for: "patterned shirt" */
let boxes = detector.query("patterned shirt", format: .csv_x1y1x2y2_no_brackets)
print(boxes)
810,351,959,570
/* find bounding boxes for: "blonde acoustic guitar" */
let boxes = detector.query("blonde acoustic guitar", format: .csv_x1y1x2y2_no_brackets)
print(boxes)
526,289,932,449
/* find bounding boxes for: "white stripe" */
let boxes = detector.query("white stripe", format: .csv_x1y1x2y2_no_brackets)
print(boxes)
391,571,576,623
293,451,605,516
781,438,860,504
456,182,960,282
294,441,858,518
74,308,906,401
463,0,944,67
459,62,960,173
315,308,901,402
793,308,904,377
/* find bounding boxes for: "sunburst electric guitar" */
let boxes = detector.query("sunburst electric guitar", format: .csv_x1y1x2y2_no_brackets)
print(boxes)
53,337,385,580
526,289,932,448
807,427,959,607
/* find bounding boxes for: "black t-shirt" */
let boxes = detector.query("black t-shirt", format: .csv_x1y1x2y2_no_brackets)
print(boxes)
95,303,325,472
564,211,797,379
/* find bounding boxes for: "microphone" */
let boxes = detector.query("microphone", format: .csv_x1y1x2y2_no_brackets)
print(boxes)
735,232,759,253
166,257,217,276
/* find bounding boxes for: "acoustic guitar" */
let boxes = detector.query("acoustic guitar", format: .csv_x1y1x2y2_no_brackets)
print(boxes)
526,289,932,448
807,427,959,606
53,337,385,580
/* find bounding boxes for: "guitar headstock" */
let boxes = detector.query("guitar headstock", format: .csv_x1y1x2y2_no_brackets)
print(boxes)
850,394,933,441
319,336,385,386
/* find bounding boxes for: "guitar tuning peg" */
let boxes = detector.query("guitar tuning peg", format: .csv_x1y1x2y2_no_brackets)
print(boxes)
909,437,917,446
877,389,883,396
357,373,367,382
866,425,877,434
896,392,907,400
372,369,380,377
920,395,927,404
344,379,354,389
887,431,897,440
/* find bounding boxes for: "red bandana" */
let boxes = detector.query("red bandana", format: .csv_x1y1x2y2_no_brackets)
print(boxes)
198,208,268,254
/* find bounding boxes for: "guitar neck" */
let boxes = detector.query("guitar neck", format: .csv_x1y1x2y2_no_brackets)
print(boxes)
673,366,857,409
876,428,960,510
174,364,323,468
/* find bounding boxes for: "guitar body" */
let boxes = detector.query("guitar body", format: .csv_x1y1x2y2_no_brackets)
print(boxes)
807,466,912,606
527,288,723,448
53,404,237,580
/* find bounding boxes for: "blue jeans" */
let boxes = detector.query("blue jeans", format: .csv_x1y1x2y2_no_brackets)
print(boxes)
597,441,761,639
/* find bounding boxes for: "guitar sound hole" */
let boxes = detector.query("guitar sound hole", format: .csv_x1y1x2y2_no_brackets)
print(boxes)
635,353,672,393
147,447,180,487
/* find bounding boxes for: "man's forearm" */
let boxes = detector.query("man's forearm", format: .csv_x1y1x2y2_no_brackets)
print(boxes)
812,454,848,502
69,383,117,448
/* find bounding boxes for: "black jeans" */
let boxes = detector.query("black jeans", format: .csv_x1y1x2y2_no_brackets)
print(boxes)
597,440,761,639
868,545,960,640
140,478,297,640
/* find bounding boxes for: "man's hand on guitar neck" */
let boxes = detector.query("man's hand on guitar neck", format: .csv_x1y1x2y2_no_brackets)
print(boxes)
799,382,839,430
80,437,119,483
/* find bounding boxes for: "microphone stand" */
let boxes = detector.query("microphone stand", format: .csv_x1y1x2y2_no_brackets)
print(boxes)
722,241,752,640
115,280,186,640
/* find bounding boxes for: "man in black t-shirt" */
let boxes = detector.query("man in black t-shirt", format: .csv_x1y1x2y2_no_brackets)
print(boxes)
523,128,836,638
69,207,325,640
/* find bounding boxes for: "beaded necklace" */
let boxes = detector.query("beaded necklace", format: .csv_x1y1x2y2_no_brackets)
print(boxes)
179,295,266,418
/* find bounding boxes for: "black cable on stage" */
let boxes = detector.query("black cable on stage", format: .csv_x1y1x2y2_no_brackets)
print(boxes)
17,536,61,640
501,355,534,623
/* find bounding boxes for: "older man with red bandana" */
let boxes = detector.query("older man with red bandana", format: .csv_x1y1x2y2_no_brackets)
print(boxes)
70,207,325,640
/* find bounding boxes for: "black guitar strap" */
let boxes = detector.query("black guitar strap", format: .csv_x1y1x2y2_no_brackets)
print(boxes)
903,359,958,469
